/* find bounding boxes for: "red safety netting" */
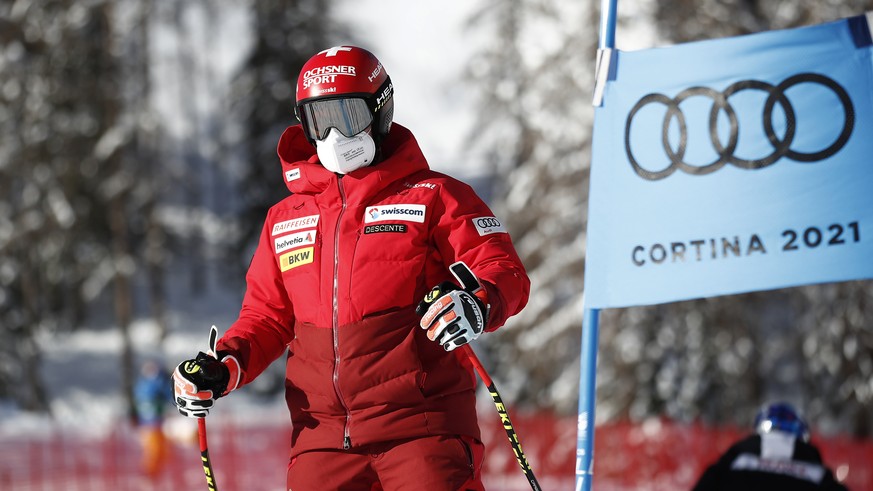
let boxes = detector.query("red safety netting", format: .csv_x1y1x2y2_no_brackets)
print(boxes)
2,414,870,490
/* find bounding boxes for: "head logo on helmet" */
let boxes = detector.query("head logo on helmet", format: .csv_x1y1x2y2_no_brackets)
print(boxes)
295,45,394,146
754,402,811,442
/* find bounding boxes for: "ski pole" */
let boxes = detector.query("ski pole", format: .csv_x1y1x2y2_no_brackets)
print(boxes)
462,344,542,491
443,262,542,491
197,325,220,490
198,417,219,491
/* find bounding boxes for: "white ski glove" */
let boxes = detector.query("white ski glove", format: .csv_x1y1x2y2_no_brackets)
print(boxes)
416,262,490,352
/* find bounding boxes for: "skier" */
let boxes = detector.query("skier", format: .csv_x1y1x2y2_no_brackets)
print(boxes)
172,45,530,490
692,402,849,490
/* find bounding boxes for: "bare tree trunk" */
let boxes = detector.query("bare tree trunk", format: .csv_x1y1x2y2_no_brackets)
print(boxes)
147,223,169,342
170,2,206,296
97,1,137,422
18,252,50,413
135,0,170,344
110,200,136,422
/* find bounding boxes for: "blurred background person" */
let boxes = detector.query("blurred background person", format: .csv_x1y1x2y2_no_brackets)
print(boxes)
692,402,849,491
133,359,173,479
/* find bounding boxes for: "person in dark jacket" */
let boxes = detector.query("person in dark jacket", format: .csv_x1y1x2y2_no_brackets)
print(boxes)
171,45,530,490
692,402,849,491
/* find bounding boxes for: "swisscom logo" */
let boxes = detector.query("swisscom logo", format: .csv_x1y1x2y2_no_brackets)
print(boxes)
364,204,426,224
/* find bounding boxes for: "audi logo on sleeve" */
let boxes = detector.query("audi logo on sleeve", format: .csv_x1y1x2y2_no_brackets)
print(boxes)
624,73,855,181
473,216,508,236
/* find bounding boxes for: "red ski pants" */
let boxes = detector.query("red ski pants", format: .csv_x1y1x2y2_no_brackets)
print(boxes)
286,434,485,491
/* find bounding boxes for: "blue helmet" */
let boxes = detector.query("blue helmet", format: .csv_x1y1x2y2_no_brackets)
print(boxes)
754,402,810,442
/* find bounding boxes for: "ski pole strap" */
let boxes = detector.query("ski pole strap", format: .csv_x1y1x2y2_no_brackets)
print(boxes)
449,261,482,293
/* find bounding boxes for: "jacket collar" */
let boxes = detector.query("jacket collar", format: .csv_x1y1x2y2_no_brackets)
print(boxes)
277,123,429,204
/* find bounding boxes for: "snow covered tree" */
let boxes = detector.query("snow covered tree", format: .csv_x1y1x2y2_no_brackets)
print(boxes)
466,0,873,436
0,0,157,414
461,0,598,414
231,0,340,268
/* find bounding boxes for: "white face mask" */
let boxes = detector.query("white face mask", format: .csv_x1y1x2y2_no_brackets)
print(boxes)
315,128,376,174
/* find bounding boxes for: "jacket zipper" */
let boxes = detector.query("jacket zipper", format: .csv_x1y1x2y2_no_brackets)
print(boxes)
331,176,352,449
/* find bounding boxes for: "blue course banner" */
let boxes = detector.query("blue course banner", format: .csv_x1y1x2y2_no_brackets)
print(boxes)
585,14,873,309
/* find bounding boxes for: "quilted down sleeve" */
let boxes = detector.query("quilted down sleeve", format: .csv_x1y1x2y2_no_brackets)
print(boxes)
216,214,295,387
430,177,530,331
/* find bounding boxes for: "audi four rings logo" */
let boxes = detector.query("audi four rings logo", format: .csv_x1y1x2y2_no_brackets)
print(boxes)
624,73,855,181
473,216,507,236
476,218,501,228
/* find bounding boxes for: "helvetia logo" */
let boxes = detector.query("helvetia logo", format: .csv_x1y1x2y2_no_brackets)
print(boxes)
274,230,316,254
364,204,426,223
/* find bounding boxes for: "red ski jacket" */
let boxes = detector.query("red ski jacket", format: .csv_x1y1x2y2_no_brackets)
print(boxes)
217,123,530,458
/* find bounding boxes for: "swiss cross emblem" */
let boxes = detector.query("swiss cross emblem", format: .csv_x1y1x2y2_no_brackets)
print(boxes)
320,46,352,57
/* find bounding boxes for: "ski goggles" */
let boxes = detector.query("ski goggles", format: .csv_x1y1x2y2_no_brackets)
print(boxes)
298,97,374,141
